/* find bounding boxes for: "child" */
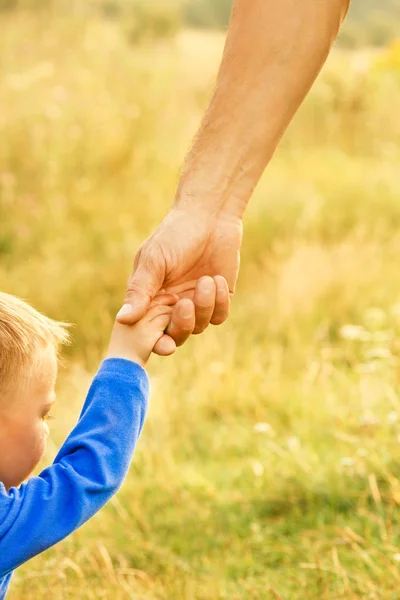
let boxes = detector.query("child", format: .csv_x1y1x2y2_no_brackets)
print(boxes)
0,291,184,599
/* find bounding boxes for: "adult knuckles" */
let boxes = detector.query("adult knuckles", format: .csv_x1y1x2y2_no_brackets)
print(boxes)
124,281,151,298
192,324,209,335
210,313,228,326
196,298,216,310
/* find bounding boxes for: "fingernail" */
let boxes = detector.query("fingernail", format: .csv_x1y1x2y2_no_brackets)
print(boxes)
117,304,132,318
199,278,214,294
179,304,193,319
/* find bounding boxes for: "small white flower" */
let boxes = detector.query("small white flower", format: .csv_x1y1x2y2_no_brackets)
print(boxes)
254,422,275,436
250,522,260,533
287,436,300,452
209,362,226,375
340,457,355,467
387,411,399,425
251,461,264,477
340,325,369,341
393,554,400,562
351,53,371,75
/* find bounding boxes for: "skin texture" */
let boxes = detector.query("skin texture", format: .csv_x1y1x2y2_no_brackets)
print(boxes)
107,295,183,366
0,346,58,490
118,0,350,355
0,298,182,489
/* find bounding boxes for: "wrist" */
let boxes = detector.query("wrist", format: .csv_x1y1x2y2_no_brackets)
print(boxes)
106,347,147,369
107,323,148,368
175,185,249,221
173,184,224,217
174,140,260,222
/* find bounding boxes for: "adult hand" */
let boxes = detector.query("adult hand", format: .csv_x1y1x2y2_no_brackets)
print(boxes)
117,207,243,355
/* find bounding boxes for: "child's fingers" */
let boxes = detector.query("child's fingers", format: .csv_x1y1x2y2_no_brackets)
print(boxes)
154,334,176,356
153,312,174,332
150,294,179,308
146,304,174,323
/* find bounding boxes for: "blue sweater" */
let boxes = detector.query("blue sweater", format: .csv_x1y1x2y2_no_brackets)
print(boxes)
0,358,149,599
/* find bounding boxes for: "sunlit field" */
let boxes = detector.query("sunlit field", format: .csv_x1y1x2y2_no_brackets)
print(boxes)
2,11,400,600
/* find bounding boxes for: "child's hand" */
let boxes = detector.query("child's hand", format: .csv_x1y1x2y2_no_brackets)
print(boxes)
107,295,193,367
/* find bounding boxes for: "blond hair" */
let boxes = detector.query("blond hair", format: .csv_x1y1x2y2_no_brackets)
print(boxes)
0,292,70,393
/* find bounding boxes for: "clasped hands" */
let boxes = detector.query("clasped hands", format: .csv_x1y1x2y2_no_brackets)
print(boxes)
116,207,243,355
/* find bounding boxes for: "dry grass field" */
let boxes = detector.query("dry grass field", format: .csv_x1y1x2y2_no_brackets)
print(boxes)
1,11,400,599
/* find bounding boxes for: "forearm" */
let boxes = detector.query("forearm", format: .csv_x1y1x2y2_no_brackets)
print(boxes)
175,0,350,219
0,359,148,577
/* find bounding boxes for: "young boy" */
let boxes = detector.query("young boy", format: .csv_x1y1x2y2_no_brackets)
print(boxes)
0,290,184,599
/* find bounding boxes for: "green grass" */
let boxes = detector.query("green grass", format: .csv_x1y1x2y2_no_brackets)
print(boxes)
1,13,400,600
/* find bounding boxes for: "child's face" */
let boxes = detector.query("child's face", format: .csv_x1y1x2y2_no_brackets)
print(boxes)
0,345,58,490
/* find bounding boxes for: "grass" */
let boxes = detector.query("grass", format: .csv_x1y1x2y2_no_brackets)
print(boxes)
1,11,400,600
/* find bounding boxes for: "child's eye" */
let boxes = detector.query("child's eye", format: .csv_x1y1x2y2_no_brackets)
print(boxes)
43,413,55,421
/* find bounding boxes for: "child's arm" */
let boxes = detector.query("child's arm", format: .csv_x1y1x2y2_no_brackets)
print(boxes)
0,298,181,579
0,358,147,577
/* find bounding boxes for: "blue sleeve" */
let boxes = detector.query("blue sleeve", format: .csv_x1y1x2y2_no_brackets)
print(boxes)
0,358,149,579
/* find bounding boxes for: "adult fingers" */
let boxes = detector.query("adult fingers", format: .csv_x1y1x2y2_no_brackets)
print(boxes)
192,276,216,335
117,248,165,325
163,298,196,347
210,275,230,326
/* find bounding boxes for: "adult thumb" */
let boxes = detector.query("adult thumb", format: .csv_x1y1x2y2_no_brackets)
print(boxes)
116,253,164,324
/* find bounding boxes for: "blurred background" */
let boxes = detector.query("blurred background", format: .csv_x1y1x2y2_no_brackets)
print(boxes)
1,1,400,598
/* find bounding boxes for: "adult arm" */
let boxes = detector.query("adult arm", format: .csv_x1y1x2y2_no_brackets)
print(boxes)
0,359,148,578
119,0,350,353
